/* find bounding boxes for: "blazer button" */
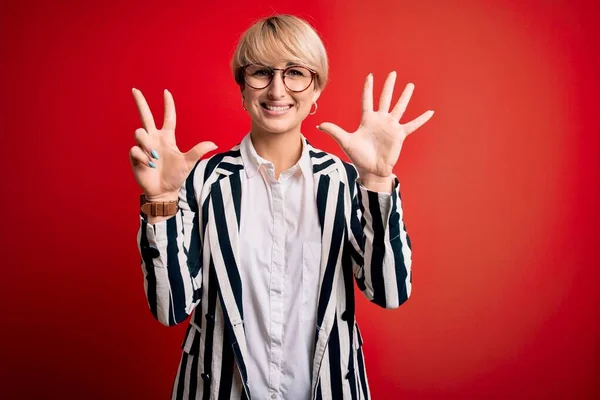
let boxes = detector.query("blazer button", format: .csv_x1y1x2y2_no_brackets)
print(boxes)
201,372,211,381
341,311,349,321
345,367,354,379
205,313,214,322
143,246,160,259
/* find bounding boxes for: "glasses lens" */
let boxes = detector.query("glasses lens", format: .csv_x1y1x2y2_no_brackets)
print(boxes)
244,65,272,89
283,66,313,92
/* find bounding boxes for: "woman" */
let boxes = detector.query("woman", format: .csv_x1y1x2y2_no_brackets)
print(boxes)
130,14,432,400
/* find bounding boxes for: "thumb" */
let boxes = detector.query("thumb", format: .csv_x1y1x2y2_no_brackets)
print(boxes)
317,122,350,149
185,141,218,168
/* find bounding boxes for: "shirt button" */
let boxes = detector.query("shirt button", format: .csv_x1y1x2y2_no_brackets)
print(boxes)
271,394,277,400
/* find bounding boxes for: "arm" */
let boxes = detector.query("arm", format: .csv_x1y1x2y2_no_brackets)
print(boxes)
317,71,432,308
347,167,412,309
137,161,205,326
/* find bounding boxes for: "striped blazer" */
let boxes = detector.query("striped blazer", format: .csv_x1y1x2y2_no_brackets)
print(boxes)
137,137,412,400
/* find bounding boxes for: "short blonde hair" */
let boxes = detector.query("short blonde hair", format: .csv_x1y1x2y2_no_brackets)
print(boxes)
231,15,329,91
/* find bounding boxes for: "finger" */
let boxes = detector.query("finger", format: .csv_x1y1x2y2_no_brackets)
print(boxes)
317,122,350,150
132,88,157,132
362,73,373,113
134,128,154,157
184,141,219,169
129,145,153,168
378,71,397,113
162,89,176,131
402,110,434,136
390,83,415,120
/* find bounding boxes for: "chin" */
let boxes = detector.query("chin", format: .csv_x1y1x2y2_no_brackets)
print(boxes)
257,119,302,135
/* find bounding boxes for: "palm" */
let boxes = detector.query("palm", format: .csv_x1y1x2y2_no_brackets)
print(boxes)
318,72,433,178
130,89,217,198
132,128,189,196
343,111,406,177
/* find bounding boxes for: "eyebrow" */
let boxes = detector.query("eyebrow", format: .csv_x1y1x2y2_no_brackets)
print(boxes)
256,62,303,68
266,62,301,67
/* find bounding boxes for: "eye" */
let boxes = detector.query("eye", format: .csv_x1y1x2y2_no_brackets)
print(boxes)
285,67,310,77
252,68,272,77
246,65,272,77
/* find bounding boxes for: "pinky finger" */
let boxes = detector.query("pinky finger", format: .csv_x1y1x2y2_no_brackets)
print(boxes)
129,146,155,168
402,110,434,136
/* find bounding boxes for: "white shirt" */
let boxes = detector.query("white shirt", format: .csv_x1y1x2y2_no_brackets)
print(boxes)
238,133,322,400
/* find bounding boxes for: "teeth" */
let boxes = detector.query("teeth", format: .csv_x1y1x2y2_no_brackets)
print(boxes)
266,105,291,111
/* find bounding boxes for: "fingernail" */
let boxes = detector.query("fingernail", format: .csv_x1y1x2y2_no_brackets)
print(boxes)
316,125,322,131
151,150,159,159
132,88,136,93
148,161,156,168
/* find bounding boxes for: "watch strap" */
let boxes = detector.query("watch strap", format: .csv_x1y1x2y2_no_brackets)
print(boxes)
140,194,179,217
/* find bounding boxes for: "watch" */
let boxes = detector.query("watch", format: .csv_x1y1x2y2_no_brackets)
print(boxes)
140,194,179,217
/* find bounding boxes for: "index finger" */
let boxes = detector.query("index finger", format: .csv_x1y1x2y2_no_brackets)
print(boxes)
402,110,434,135
132,88,157,132
162,89,176,131
362,73,373,113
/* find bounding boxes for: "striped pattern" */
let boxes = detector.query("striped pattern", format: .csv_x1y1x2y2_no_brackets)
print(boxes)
137,138,412,399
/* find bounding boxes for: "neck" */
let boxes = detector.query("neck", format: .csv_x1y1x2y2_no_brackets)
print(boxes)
250,125,303,179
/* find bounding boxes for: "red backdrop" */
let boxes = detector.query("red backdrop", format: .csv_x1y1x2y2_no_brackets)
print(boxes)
1,0,598,398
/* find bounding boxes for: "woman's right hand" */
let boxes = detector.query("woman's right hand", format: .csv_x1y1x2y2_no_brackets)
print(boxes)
129,88,218,200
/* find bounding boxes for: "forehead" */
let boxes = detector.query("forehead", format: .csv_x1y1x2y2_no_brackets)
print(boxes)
254,61,303,68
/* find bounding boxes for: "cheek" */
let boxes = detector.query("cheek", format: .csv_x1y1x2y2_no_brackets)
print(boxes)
296,95,314,109
242,88,260,104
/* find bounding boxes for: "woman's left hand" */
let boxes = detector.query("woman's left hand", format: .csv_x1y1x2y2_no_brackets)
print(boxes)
317,71,434,183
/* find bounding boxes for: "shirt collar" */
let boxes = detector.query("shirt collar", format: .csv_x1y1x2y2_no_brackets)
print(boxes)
240,133,312,180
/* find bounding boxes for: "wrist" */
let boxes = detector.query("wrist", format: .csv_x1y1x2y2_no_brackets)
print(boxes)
145,192,179,202
140,193,179,217
358,171,392,185
357,172,394,193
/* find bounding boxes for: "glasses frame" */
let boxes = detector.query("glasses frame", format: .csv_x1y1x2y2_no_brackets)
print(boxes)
240,64,318,93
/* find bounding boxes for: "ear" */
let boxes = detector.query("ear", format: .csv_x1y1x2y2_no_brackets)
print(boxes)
312,88,321,103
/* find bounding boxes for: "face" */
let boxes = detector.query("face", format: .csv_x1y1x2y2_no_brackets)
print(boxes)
241,61,321,136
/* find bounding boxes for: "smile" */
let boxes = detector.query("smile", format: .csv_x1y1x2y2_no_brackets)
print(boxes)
261,103,292,111
260,103,293,116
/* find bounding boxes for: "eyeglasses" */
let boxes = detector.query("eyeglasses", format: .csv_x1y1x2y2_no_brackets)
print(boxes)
241,64,317,92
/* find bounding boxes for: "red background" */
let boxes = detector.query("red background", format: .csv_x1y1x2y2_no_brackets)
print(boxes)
1,0,599,398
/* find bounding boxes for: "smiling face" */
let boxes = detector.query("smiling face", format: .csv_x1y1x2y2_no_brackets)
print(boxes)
231,15,329,135
242,62,321,136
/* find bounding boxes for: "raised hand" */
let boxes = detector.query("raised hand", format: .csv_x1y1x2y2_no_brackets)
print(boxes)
130,88,218,200
317,72,433,182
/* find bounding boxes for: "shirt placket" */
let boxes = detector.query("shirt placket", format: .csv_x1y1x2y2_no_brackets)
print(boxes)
268,171,286,399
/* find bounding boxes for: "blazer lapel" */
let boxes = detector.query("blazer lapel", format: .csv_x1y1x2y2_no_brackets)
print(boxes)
307,143,348,397
206,160,252,398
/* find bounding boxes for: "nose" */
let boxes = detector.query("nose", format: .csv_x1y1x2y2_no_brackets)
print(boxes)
267,70,287,98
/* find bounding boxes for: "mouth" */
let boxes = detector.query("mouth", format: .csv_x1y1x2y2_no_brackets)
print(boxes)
260,102,294,115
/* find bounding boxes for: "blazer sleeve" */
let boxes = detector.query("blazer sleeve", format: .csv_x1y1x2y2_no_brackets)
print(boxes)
346,166,412,309
136,160,205,326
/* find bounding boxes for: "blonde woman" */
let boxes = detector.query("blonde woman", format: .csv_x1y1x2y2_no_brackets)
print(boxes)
130,14,433,400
